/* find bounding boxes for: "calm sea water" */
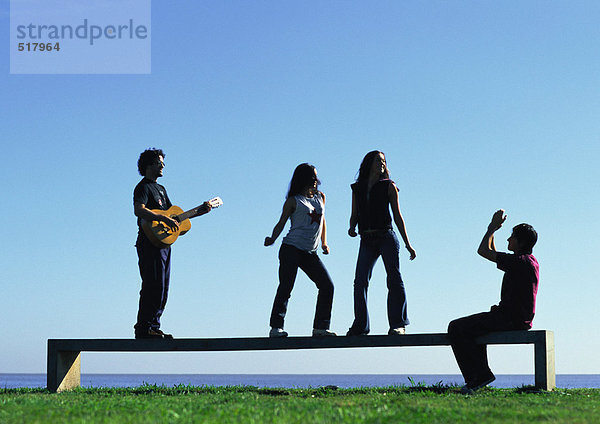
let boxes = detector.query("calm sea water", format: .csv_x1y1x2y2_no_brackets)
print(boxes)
1,374,599,389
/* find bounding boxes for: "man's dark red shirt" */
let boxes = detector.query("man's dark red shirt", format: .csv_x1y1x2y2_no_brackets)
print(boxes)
495,253,540,329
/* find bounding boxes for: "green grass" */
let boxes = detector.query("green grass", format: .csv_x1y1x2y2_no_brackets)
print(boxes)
1,385,599,423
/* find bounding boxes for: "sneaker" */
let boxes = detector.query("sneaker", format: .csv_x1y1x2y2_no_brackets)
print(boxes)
269,328,288,338
135,328,166,339
346,328,369,336
155,329,173,339
461,374,496,394
459,385,474,395
388,327,406,335
312,329,337,337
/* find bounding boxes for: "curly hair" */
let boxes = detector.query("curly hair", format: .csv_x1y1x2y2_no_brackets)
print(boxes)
137,148,165,176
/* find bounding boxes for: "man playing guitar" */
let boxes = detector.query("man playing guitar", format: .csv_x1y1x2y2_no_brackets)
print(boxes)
133,148,212,339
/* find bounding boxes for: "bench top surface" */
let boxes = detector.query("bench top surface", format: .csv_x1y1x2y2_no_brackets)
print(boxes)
48,330,552,352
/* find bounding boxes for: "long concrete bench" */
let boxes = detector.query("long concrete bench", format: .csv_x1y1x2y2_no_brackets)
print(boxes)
47,330,555,392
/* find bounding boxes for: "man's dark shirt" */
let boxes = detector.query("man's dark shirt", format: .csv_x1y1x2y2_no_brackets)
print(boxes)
133,177,172,242
495,252,540,329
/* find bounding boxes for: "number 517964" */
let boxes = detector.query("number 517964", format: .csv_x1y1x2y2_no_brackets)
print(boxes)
18,42,61,51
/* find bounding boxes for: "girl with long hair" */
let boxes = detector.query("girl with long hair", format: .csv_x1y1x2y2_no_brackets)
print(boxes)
347,151,416,336
264,163,336,338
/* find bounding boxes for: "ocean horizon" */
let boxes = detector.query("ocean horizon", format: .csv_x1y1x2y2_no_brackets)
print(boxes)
2,374,599,389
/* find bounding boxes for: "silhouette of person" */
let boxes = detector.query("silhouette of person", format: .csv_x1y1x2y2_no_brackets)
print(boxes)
132,149,180,339
347,151,416,336
265,163,336,338
448,210,539,393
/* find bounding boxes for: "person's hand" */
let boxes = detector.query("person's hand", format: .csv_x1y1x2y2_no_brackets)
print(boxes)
406,245,416,260
348,228,357,237
203,201,213,213
488,209,507,232
161,215,179,232
322,244,330,255
264,236,275,246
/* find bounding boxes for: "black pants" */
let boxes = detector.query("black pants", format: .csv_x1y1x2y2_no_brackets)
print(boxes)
134,239,171,334
269,243,334,330
447,309,526,385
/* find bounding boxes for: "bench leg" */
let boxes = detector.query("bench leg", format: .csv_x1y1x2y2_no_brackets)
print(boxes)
47,346,81,392
534,331,555,390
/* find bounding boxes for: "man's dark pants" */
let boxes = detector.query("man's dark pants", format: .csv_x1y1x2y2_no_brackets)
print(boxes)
447,309,525,386
270,243,334,330
134,239,171,335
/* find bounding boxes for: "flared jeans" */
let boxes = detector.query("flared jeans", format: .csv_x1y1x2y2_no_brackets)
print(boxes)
350,230,409,333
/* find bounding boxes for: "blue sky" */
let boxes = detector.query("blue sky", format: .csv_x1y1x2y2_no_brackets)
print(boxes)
1,1,599,378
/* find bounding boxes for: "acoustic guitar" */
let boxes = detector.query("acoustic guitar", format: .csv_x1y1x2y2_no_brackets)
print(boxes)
142,197,223,248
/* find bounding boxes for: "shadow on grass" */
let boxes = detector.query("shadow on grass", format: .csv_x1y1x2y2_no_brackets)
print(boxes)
0,383,563,397
0,388,49,394
514,385,545,394
404,377,461,394
257,388,291,396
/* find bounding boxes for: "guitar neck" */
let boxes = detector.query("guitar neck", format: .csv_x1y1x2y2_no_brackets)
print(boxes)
177,204,209,221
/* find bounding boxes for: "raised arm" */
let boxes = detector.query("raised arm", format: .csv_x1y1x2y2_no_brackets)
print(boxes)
389,183,416,260
264,197,296,246
477,209,506,263
348,192,358,237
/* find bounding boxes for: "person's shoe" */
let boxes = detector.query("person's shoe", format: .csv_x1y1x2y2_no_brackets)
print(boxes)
459,385,474,395
269,328,288,338
346,328,369,336
135,328,165,339
388,327,406,335
155,329,173,339
312,329,337,337
461,373,496,394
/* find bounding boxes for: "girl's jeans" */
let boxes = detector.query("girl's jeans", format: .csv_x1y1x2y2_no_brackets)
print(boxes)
350,230,409,333
270,243,334,330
